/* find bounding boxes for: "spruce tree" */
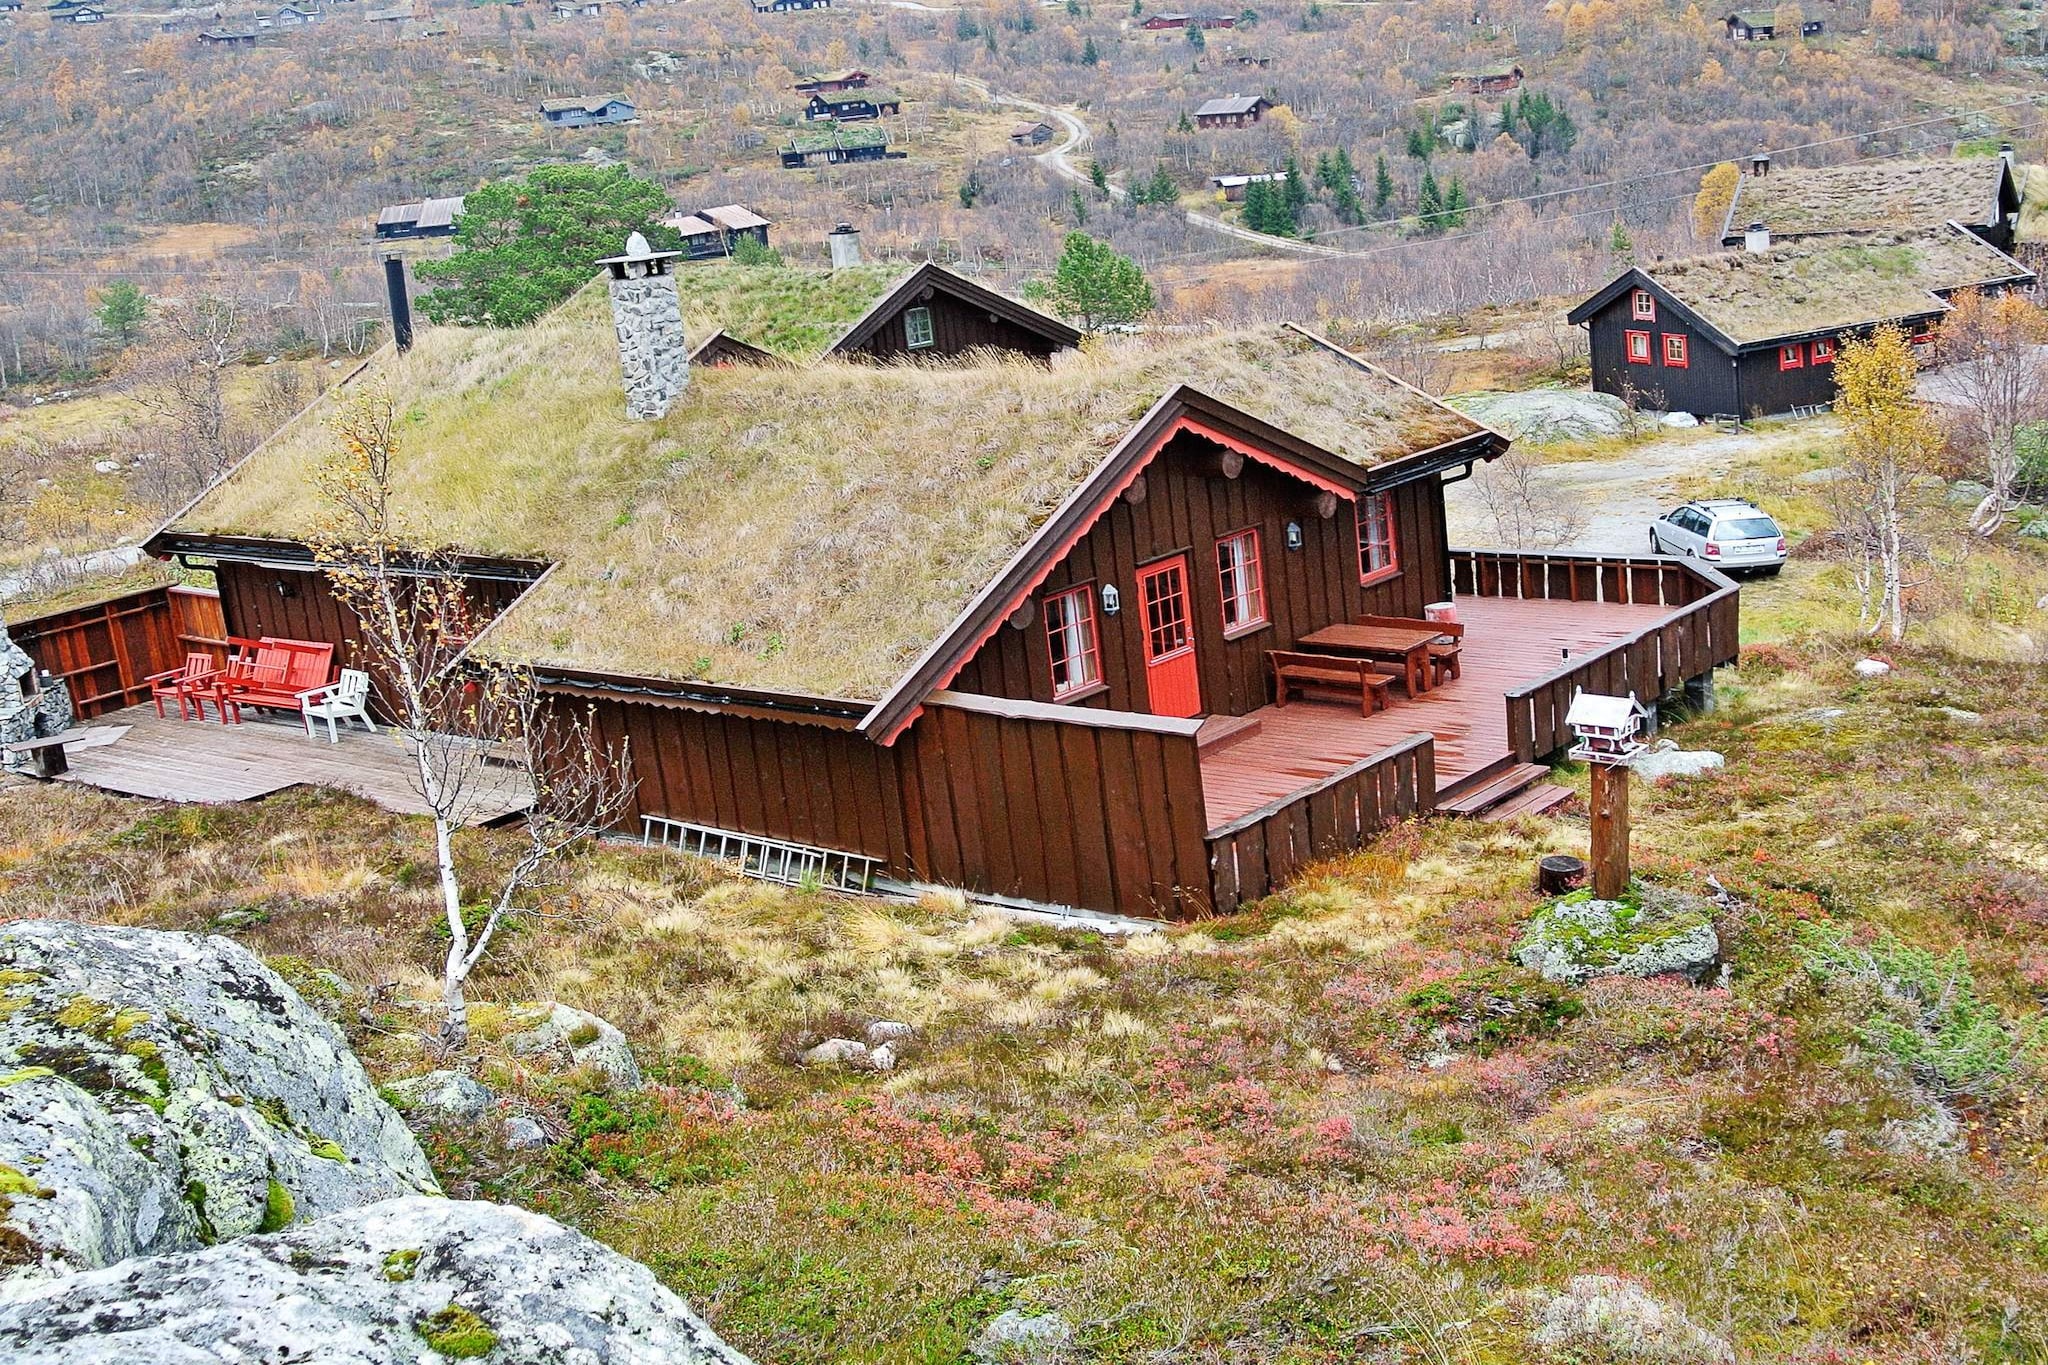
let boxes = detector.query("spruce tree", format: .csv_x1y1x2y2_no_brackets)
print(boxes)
1281,157,1309,224
1417,168,1444,231
1081,35,1099,63
1372,153,1394,216
1241,179,1273,231
1145,163,1177,205
1443,177,1469,229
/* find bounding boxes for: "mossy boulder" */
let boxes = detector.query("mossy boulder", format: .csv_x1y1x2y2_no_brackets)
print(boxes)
0,922,437,1285
1514,884,1720,985
0,1197,755,1364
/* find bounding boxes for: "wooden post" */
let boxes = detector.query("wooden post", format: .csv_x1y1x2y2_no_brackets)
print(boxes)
1588,761,1631,900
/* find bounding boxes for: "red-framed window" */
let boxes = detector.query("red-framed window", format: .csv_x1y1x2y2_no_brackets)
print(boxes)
1625,330,1653,364
1631,288,1657,322
1662,334,1688,368
1215,528,1267,635
1357,492,1399,584
1043,584,1101,699
1810,337,1835,365
1779,344,1804,371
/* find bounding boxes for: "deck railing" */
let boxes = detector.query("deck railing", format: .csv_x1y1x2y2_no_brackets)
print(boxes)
1205,733,1435,912
11,584,226,718
1447,548,1740,761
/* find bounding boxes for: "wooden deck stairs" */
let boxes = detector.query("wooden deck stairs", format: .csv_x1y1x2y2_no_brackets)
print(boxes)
1435,758,1574,822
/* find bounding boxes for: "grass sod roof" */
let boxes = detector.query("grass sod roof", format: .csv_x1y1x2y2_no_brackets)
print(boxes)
176,284,1482,702
784,125,888,155
1724,157,2008,238
1640,225,2030,347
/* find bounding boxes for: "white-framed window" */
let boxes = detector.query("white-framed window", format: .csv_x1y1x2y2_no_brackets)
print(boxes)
1631,288,1656,322
1044,584,1102,698
1215,528,1267,634
904,306,935,350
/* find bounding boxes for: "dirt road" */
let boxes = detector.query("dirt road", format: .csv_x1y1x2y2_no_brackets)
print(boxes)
1445,419,1837,553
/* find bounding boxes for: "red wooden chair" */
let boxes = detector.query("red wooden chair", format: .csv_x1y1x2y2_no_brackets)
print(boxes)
144,652,222,721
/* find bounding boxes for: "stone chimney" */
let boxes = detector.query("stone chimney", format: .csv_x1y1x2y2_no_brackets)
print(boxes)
597,231,688,421
827,222,862,270
1744,221,1770,253
1748,150,1770,177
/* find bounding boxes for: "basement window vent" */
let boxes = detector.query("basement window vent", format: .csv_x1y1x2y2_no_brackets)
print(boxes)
640,816,879,892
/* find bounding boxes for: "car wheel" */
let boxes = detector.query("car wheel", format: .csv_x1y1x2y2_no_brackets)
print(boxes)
1760,566,1783,578
1649,529,1662,553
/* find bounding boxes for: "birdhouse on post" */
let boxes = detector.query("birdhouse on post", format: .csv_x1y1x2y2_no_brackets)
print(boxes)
1566,689,1649,900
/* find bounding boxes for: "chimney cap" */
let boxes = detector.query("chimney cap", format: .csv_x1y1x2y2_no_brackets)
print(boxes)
1749,220,1766,231
829,222,859,234
596,230,684,276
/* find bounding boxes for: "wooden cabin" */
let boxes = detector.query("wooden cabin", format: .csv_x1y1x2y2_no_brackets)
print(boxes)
803,89,901,122
539,95,636,128
1718,153,2023,253
661,204,772,259
152,266,1739,921
1450,65,1523,94
1209,172,1280,203
1723,10,1773,37
197,23,259,42
780,124,889,166
751,0,829,12
1142,10,1233,27
376,194,466,240
1010,120,1055,146
48,1,107,20
1194,95,1271,128
1568,222,2035,419
793,68,869,92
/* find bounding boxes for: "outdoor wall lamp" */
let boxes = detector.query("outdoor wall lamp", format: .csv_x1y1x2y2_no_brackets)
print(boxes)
1285,521,1304,550
1101,583,1121,616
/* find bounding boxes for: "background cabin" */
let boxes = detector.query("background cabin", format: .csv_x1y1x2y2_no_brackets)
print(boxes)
661,204,772,259
751,0,829,12
538,95,636,128
780,125,888,166
803,89,901,122
1010,120,1055,146
1209,172,1280,202
197,24,259,42
1718,152,2023,253
375,194,466,241
1569,223,2036,418
1450,65,1523,94
1724,10,1773,37
1194,95,1271,128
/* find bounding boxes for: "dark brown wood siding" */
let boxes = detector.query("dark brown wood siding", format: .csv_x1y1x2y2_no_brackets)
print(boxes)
949,435,1450,717
572,689,1214,920
1584,287,1743,417
843,288,1066,363
12,585,227,718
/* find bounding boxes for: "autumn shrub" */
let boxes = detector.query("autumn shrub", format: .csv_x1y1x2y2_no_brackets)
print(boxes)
1402,965,1583,1054
554,1085,745,1188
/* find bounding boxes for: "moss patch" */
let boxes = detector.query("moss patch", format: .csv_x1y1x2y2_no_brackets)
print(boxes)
415,1304,498,1359
258,1178,295,1234
383,1247,423,1282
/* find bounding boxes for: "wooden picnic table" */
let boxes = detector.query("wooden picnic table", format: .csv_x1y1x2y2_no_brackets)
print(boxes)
1296,621,1444,696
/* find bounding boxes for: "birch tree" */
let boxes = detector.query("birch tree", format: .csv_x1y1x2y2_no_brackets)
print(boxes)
1831,325,1942,643
311,389,635,1045
1931,289,2048,535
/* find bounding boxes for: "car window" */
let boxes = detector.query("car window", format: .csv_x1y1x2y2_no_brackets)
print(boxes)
1713,517,1778,539
1678,509,1705,533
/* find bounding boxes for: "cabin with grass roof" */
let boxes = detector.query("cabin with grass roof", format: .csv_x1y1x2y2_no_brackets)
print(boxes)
149,258,1740,921
1569,222,2035,419
1717,152,2023,253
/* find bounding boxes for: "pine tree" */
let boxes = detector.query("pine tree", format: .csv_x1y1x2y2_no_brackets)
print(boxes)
1442,177,1469,229
1609,219,1633,261
1145,163,1177,205
1241,178,1274,231
1417,168,1444,230
1315,152,1340,192
1070,187,1089,225
1081,35,1099,63
1372,153,1394,216
1176,110,1194,133
1281,156,1309,222
1405,126,1432,160
1333,147,1356,187
1333,180,1364,225
1045,231,1156,330
1090,160,1110,194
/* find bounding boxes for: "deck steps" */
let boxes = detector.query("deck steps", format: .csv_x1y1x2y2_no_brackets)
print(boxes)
1476,781,1575,822
1196,713,1263,754
1436,761,1547,815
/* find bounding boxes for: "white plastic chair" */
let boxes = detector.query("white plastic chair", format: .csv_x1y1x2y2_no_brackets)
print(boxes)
297,669,378,743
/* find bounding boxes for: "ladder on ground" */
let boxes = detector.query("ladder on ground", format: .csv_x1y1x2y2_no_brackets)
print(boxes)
640,815,879,893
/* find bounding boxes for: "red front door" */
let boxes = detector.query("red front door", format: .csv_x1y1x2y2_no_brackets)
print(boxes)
1137,555,1201,717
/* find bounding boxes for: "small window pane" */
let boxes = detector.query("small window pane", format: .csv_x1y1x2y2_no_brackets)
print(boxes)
1358,493,1398,580
1217,529,1266,631
1044,587,1101,697
905,306,935,349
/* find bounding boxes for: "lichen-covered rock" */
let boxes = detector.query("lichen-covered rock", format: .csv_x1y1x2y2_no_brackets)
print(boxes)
1526,1275,1732,1363
385,1071,493,1125
504,1003,641,1091
0,1196,755,1364
0,921,437,1284
1631,739,1725,784
1515,887,1720,985
971,1309,1074,1363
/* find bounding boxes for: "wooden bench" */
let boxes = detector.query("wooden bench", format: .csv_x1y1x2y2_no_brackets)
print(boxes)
1355,614,1465,685
212,638,335,724
1268,650,1396,716
3,727,109,779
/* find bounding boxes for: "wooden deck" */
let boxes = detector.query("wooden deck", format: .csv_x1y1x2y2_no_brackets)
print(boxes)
49,704,532,825
1199,595,1676,828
